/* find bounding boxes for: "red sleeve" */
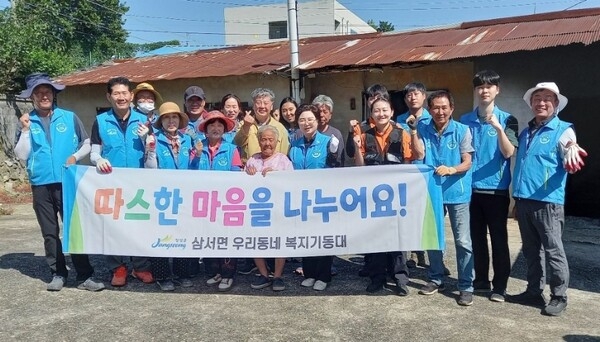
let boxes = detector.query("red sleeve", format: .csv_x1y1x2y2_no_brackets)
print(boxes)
232,148,243,168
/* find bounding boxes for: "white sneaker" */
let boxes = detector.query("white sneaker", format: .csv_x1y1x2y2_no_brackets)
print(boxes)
313,280,327,291
218,278,233,292
206,274,222,286
301,278,316,287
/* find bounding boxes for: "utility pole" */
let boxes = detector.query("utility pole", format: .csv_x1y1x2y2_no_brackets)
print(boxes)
287,0,301,103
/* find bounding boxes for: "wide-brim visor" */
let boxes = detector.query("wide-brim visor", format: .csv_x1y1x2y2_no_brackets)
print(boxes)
19,81,65,99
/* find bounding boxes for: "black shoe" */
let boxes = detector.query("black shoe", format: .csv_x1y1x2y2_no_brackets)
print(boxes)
418,282,445,295
366,279,385,293
507,291,547,308
395,280,409,296
457,291,474,306
250,275,272,290
543,296,567,316
406,259,417,269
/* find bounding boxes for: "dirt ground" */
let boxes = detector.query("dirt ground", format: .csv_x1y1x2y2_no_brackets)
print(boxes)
1,204,599,342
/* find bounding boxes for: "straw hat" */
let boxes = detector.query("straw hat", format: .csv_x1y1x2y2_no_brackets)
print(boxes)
133,82,163,105
153,102,189,130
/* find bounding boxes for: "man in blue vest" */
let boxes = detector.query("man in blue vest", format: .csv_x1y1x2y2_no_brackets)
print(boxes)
459,70,518,302
396,82,432,269
90,76,154,287
508,82,587,316
14,73,105,292
416,90,475,306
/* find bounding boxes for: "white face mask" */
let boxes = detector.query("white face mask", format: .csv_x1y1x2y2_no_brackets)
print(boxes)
137,102,155,114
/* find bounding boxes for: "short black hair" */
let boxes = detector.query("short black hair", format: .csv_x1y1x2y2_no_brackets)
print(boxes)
366,84,389,101
295,104,321,123
472,70,500,87
403,82,427,94
427,90,455,109
107,77,132,93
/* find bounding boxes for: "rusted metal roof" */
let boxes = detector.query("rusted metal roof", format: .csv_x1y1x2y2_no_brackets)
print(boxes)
57,8,600,86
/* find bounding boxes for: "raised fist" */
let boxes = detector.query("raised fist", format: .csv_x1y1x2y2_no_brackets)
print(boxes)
20,112,31,131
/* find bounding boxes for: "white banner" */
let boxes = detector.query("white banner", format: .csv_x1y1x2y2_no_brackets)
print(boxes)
63,164,445,257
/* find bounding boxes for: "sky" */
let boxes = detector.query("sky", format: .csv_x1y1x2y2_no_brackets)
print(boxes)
2,0,600,48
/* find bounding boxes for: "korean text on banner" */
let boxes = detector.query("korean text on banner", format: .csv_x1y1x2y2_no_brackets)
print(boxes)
62,164,445,258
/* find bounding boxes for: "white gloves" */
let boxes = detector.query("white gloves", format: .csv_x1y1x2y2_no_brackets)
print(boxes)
564,143,587,174
137,123,150,138
184,127,197,141
146,134,156,153
96,158,113,173
329,135,339,153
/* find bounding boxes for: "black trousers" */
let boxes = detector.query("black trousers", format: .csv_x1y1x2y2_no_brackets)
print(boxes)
205,258,238,278
32,183,94,281
302,256,333,283
152,258,197,280
469,192,511,293
365,252,409,284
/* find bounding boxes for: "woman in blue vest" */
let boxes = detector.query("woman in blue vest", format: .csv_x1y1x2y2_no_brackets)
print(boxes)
289,104,340,291
144,102,197,291
192,111,243,292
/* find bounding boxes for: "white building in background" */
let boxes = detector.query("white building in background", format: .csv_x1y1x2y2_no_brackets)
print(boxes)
224,0,376,46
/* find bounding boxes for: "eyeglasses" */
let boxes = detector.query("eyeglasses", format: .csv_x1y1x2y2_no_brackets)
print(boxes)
298,118,316,124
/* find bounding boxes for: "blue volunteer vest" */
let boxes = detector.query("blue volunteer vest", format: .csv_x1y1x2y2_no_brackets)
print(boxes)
289,132,330,170
155,131,192,170
194,139,238,171
513,116,571,204
460,106,512,190
396,109,432,132
421,120,472,204
26,107,79,185
96,108,146,168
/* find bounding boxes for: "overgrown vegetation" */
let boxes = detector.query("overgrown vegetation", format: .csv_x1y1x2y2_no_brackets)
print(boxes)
0,1,180,95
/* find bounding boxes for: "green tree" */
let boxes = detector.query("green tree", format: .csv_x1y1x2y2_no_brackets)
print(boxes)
132,40,182,54
0,0,130,94
367,19,395,33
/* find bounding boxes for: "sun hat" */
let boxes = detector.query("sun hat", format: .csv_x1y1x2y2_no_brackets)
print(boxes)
153,102,189,130
198,110,235,133
18,73,65,98
523,82,568,111
184,86,206,101
133,82,163,105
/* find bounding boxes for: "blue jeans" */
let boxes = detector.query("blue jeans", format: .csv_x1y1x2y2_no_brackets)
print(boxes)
428,203,474,292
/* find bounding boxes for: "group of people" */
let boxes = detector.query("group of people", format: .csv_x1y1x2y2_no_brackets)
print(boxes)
14,69,586,317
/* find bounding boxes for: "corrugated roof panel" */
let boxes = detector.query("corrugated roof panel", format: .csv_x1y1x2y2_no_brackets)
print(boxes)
57,7,600,85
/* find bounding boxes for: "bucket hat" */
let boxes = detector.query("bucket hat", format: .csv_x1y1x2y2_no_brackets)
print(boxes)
18,73,65,98
153,102,189,130
523,82,568,111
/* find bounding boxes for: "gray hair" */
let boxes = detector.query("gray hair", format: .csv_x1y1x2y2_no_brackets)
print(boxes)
257,125,280,141
312,94,334,112
251,88,275,102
